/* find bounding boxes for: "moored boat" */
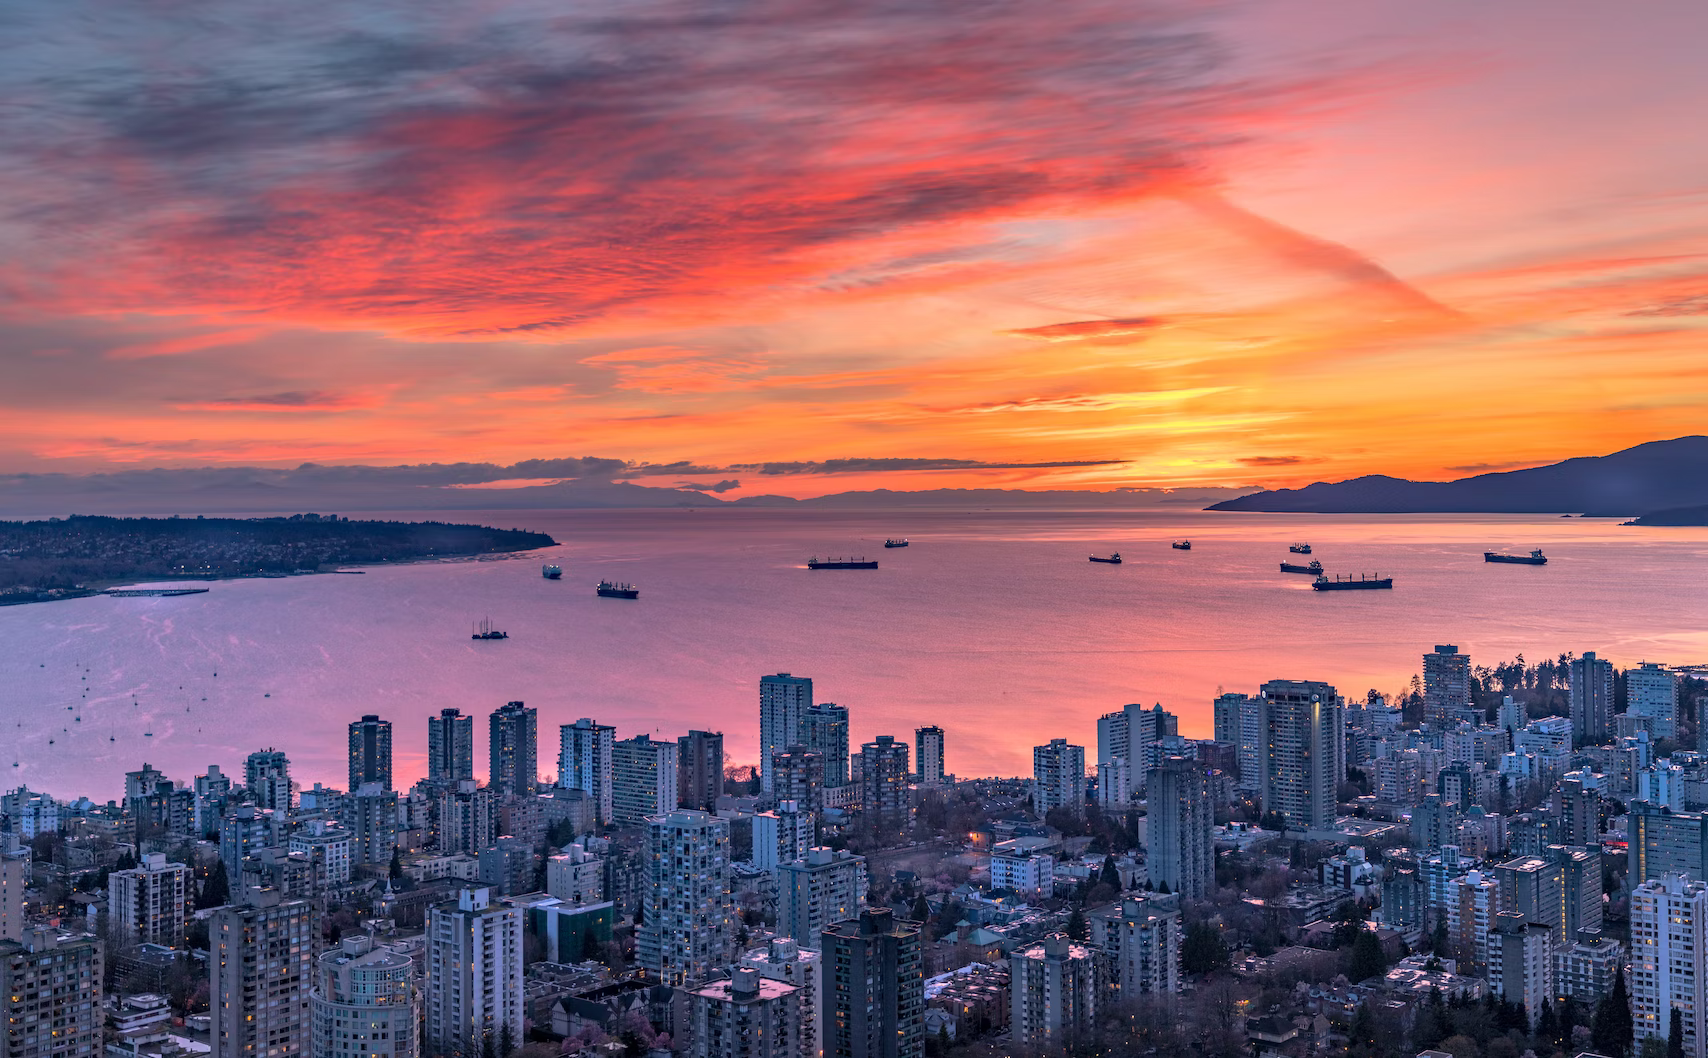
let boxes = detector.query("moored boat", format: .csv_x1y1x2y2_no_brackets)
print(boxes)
1289,543,1312,554
1312,573,1393,591
807,557,879,569
596,580,640,599
1280,559,1324,575
1485,549,1547,565
884,539,909,548
472,617,509,639
542,564,563,579
1089,553,1122,564
1171,540,1191,550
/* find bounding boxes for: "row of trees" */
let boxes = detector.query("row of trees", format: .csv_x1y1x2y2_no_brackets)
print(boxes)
1392,969,1633,1058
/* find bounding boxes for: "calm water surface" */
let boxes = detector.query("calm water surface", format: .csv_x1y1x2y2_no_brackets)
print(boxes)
3,508,1707,799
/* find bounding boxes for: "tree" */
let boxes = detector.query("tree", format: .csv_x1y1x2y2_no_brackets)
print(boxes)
1414,988,1448,1050
499,1022,515,1058
1430,910,1450,956
197,861,229,909
911,894,932,923
1182,922,1229,976
388,847,403,882
1593,966,1634,1058
1348,930,1386,983
1099,854,1122,890
1065,907,1089,941
1440,1034,1481,1058
1349,1002,1380,1058
1559,995,1583,1051
1537,1000,1558,1050
935,897,963,940
1669,1008,1685,1058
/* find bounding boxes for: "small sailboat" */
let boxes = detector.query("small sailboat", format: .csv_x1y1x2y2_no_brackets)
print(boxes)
472,617,509,640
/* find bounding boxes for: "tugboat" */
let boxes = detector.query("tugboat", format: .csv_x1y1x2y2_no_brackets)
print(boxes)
1312,573,1393,591
1089,553,1123,564
1484,548,1547,565
1289,543,1312,554
807,557,879,569
596,580,640,599
1280,559,1324,575
472,617,509,640
884,539,909,548
542,564,563,579
1171,540,1192,550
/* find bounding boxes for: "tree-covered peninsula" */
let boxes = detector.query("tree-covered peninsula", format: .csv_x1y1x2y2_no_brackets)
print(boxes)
0,514,555,600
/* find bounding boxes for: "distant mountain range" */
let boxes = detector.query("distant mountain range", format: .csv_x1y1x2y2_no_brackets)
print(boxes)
1206,436,1708,517
731,487,1239,509
9,437,1706,519
0,467,1247,517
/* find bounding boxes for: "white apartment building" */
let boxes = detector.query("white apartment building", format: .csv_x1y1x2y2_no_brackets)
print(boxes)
1631,873,1708,1058
108,853,188,945
990,851,1055,898
753,802,814,873
311,934,419,1058
777,847,866,949
425,888,524,1058
545,843,605,905
613,735,679,827
1011,934,1103,1048
1033,740,1085,817
1629,663,1680,740
760,674,813,795
638,811,734,987
210,889,316,1058
1088,895,1180,998
558,719,615,827
741,937,822,1058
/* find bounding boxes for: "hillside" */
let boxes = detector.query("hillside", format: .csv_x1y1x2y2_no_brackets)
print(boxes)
1205,437,1708,514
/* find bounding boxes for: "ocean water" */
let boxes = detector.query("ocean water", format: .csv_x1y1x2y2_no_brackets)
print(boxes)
3,507,1707,801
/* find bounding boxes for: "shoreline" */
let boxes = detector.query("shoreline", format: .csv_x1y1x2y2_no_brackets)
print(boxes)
0,546,552,608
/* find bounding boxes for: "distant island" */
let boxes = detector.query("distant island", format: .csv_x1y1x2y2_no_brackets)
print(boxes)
0,514,555,603
1205,436,1708,516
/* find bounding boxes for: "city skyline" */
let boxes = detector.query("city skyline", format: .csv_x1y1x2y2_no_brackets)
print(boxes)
4,644,1691,806
3,2,1707,1056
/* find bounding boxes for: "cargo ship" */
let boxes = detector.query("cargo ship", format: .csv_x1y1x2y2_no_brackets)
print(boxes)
1485,549,1547,565
1089,553,1122,564
1289,543,1312,554
807,557,878,569
1171,540,1192,550
1312,573,1393,591
542,564,562,579
1280,559,1324,575
471,617,509,640
884,538,909,548
596,580,640,599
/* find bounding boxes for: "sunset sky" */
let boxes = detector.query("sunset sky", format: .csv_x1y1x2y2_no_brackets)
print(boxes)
3,0,1707,499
